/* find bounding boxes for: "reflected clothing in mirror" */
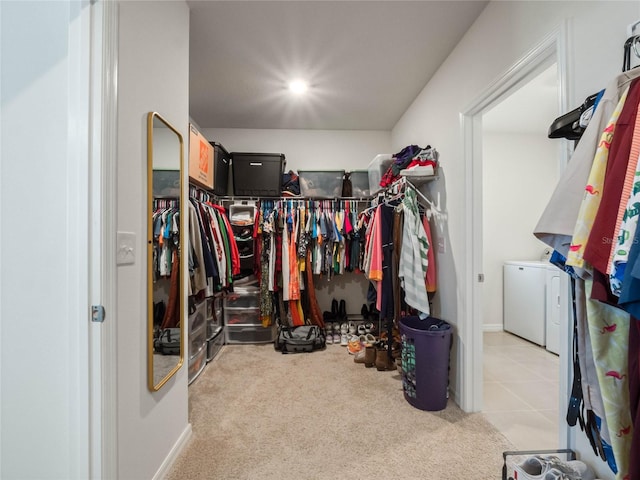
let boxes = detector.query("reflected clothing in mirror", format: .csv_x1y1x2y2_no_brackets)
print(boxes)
147,111,184,391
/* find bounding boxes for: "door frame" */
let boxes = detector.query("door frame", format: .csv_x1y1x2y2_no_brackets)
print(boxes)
459,21,572,435
89,1,119,477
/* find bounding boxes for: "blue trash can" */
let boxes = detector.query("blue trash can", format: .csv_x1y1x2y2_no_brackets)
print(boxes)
399,316,452,411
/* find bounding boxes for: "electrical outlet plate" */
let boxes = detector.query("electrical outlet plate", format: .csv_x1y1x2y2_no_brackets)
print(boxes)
437,237,446,254
116,231,136,265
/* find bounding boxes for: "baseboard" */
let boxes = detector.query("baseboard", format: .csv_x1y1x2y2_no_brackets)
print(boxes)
482,323,503,333
153,423,193,480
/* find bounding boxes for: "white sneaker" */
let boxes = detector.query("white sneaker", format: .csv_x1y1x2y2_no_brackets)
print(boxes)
340,333,349,346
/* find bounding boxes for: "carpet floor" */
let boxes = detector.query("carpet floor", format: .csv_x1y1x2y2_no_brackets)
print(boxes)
166,343,514,480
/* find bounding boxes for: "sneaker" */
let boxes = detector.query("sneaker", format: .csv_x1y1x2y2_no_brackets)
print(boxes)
348,321,357,335
512,455,550,479
347,335,363,355
333,333,341,344
325,330,333,345
340,334,349,346
340,323,348,335
513,456,591,480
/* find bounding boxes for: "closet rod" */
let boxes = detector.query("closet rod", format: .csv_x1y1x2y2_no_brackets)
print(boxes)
217,195,373,203
628,19,640,37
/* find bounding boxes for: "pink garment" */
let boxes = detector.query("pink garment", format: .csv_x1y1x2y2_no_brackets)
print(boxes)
423,215,437,293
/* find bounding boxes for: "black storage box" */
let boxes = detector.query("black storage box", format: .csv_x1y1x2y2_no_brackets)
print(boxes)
231,152,286,196
209,142,231,195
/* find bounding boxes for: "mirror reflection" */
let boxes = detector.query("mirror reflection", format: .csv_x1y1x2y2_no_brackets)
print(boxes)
147,112,184,391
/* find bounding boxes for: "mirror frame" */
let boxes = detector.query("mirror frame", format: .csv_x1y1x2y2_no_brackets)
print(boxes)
147,111,185,391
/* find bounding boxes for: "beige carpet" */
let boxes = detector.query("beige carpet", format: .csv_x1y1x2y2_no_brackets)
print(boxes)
166,344,514,480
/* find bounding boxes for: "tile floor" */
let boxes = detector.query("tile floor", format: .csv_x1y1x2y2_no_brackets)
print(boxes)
483,330,561,450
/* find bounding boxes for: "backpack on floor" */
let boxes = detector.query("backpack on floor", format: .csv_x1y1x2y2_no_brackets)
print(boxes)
274,324,326,353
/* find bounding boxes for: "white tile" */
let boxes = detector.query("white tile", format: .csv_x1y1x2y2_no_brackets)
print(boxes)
483,410,559,450
501,380,559,411
484,382,532,412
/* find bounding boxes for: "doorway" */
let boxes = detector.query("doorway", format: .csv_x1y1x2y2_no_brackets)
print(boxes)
480,62,563,448
460,26,573,451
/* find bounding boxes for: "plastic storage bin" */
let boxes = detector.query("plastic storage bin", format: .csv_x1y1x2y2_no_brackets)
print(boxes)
348,170,370,197
188,300,207,358
224,287,260,309
298,170,345,197
399,316,452,411
206,295,223,339
367,154,394,194
225,325,276,344
206,329,224,362
224,307,261,326
188,343,206,385
231,152,285,196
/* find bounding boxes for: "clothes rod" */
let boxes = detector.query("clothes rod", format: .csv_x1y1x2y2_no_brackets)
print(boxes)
628,19,640,37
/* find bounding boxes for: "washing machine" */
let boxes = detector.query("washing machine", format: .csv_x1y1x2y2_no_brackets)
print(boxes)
503,260,564,352
544,266,562,355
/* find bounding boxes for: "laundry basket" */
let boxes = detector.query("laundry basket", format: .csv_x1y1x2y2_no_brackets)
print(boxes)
399,316,452,411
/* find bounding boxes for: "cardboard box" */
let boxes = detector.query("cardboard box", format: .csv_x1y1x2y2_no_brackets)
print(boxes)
188,124,214,190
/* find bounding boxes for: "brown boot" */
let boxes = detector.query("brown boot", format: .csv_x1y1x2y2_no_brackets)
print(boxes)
375,347,394,371
364,345,376,368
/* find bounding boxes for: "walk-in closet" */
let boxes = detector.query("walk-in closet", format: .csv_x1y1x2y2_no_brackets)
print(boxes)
5,2,640,480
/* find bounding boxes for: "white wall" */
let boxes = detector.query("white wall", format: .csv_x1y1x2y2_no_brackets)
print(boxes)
1,2,93,478
482,132,557,328
200,127,391,172
116,2,190,479
392,2,639,476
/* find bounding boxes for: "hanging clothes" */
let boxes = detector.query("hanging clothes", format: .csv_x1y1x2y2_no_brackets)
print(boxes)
535,67,640,258
399,189,431,315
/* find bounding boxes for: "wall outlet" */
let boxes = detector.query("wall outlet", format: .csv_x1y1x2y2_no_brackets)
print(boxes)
438,237,446,254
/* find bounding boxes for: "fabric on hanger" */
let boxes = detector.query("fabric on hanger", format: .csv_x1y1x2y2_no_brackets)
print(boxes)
566,87,630,271
583,78,640,279
535,66,640,257
399,188,431,315
584,279,632,478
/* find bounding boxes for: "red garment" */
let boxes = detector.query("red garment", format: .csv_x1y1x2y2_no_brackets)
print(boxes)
584,79,640,276
210,204,241,275
423,215,437,293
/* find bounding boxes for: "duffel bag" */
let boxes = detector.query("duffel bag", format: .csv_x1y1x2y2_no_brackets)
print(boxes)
274,324,326,354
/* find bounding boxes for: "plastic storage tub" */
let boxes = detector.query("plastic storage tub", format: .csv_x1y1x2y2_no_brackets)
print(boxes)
348,170,370,197
298,170,345,198
224,287,260,309
224,325,276,344
206,329,224,362
367,154,394,194
224,307,261,326
231,152,285,196
399,316,452,411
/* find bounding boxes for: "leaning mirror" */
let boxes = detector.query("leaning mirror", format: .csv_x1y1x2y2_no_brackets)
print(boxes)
147,111,185,391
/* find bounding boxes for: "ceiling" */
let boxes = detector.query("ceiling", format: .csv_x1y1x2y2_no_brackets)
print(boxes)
187,1,489,131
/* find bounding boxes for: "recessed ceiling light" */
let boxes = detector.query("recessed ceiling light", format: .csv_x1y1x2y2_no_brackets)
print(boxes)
288,80,308,95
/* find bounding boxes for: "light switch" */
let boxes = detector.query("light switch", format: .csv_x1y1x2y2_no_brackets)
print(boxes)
116,231,136,265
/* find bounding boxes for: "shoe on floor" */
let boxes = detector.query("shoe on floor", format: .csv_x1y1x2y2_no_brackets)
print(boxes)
333,333,341,344
347,335,363,355
325,331,333,345
340,333,349,346
513,456,593,480
354,349,367,364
